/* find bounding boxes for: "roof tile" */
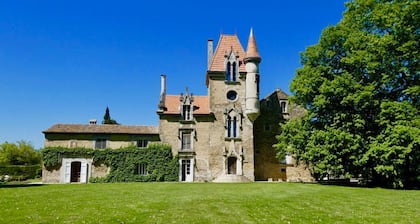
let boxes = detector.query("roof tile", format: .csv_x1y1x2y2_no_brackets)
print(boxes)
162,95,210,115
43,124,159,134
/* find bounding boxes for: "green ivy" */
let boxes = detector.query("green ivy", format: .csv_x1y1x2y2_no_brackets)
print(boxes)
41,143,179,182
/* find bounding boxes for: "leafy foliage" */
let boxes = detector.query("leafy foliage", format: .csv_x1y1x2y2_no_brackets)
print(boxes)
0,141,41,165
41,143,179,182
275,0,419,188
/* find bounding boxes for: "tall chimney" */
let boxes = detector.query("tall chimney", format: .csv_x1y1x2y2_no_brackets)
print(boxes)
160,74,166,96
158,74,167,111
207,39,213,70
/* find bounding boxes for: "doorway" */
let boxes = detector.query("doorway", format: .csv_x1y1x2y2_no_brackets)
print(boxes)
70,161,81,182
228,157,237,174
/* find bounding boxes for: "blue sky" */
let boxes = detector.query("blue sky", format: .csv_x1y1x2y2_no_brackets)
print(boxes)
0,0,347,149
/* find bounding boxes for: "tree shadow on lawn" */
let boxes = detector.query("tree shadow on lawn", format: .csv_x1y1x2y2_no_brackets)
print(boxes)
0,183,44,188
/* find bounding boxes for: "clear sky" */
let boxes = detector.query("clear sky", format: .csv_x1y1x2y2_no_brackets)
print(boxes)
0,0,347,149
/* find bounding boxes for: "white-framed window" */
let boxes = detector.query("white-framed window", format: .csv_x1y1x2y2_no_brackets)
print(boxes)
135,163,148,175
181,132,192,150
95,139,107,149
137,140,149,148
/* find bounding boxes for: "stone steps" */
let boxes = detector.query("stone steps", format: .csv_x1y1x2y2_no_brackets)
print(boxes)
213,174,251,182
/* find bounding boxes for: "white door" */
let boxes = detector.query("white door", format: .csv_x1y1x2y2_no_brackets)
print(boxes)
64,161,71,183
181,159,194,182
80,162,87,183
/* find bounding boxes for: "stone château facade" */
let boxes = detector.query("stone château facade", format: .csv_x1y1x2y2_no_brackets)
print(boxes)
42,30,313,183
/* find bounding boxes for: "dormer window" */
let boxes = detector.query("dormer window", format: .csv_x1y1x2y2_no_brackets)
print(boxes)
182,105,191,120
180,88,194,121
225,50,239,82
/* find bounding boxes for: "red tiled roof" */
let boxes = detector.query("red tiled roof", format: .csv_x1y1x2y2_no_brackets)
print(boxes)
43,124,159,134
162,95,210,115
208,34,246,72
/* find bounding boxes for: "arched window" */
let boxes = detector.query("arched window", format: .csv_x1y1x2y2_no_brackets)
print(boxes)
232,62,236,81
226,62,231,81
226,115,238,138
227,116,232,137
233,116,237,137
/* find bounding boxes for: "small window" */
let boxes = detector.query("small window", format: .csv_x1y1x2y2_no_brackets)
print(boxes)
232,62,237,81
181,132,192,150
70,141,77,148
227,116,238,138
226,90,238,101
281,101,287,113
135,163,148,175
95,139,107,149
137,140,149,148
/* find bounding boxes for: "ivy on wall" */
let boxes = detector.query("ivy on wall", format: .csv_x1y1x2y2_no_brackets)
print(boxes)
41,143,179,182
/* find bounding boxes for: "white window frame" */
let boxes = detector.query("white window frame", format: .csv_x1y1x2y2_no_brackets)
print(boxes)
179,129,194,151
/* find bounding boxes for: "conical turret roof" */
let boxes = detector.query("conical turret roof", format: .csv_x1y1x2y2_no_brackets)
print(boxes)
244,28,261,61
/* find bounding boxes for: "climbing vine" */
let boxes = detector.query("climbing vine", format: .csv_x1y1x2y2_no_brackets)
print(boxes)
41,143,179,182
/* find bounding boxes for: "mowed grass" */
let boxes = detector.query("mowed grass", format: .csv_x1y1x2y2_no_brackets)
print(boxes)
0,183,419,223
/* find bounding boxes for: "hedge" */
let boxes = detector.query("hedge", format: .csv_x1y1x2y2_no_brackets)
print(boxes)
0,164,42,181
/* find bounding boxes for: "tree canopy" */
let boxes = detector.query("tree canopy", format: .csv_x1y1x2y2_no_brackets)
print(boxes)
275,0,419,188
0,141,41,166
102,107,119,125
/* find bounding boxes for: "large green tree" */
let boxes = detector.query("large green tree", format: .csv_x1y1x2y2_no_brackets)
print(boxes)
275,0,419,188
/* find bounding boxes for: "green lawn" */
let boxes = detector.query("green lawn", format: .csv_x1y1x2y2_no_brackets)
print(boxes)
0,182,419,223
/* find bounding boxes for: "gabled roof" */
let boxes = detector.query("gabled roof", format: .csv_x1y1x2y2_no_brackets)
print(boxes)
208,34,246,72
43,124,159,135
262,88,289,101
161,95,210,115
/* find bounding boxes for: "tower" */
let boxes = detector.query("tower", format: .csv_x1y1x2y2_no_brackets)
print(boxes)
244,29,261,122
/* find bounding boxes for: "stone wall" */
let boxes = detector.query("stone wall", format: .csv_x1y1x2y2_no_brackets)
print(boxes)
42,167,61,183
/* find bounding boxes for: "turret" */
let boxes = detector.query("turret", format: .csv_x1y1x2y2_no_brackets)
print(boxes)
244,28,261,122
